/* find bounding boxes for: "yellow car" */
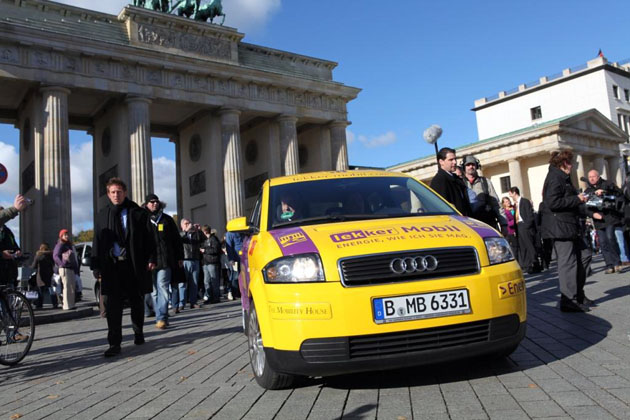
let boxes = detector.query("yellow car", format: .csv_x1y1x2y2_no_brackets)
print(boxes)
227,170,526,389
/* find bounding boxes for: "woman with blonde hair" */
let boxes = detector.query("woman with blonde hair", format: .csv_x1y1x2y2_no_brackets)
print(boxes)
53,229,78,310
30,242,58,309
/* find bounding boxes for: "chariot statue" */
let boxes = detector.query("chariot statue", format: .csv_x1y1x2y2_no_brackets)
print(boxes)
132,0,226,25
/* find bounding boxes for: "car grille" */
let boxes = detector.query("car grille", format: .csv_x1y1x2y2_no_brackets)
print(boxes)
300,315,519,362
338,247,479,286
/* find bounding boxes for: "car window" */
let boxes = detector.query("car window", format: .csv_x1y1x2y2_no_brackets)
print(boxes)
249,191,262,230
268,176,455,229
85,245,92,257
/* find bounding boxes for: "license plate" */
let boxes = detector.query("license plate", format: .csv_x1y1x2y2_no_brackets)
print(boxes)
373,289,471,324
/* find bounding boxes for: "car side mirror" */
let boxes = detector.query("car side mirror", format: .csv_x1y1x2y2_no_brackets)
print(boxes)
81,257,91,267
226,216,258,234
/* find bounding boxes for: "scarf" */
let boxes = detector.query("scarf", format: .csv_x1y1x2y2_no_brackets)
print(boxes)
107,198,131,246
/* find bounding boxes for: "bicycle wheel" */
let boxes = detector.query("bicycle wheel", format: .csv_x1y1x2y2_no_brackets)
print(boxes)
0,290,35,366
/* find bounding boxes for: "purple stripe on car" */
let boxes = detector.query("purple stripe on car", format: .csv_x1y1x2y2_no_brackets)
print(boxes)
269,227,319,256
452,215,499,238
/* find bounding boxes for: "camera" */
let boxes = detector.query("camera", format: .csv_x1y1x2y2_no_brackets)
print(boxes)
25,198,34,206
584,193,623,212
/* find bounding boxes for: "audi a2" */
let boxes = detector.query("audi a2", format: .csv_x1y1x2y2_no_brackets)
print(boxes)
227,170,526,389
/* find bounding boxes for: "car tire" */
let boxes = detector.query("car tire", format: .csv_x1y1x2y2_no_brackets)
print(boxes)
247,302,295,390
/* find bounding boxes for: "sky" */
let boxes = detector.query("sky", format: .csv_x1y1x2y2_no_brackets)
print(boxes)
1,0,629,239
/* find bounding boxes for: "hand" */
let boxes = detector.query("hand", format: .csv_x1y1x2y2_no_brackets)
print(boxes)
13,194,27,212
2,250,13,260
593,212,603,220
200,248,205,253
577,193,587,203
14,250,22,258
147,262,156,271
595,189,605,196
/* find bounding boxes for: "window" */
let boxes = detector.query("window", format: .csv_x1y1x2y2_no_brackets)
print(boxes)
530,106,542,121
500,176,511,194
625,89,630,101
613,85,619,99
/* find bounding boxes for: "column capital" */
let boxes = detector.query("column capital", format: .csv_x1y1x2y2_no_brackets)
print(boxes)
218,107,241,117
329,120,350,128
277,114,298,123
124,95,152,105
40,86,71,95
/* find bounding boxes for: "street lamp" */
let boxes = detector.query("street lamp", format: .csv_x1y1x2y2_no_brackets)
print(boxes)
423,125,442,164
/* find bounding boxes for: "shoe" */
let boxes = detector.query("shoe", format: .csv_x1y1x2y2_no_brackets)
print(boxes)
580,297,598,307
559,298,590,313
227,292,234,301
615,265,624,273
604,267,615,274
104,345,121,357
156,320,167,330
134,334,145,345
203,296,209,303
175,307,181,314
76,292,82,302
12,333,28,342
622,262,630,266
190,304,197,309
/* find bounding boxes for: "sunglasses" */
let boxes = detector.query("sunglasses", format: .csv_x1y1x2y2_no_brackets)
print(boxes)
148,200,159,204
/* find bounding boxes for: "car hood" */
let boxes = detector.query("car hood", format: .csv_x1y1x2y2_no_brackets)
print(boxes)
267,215,499,267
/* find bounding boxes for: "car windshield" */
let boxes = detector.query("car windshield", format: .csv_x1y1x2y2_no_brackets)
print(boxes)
268,176,456,229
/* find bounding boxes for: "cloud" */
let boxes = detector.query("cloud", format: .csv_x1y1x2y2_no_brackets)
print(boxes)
54,0,281,33
152,156,177,215
347,130,397,149
70,141,93,233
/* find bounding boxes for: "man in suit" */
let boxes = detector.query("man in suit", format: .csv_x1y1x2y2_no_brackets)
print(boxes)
91,178,156,357
509,186,538,273
430,147,472,216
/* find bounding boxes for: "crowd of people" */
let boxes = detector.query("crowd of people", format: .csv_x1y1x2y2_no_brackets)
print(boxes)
431,147,630,313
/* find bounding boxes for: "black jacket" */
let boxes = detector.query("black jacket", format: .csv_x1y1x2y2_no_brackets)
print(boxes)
584,177,622,229
516,196,536,231
148,211,184,270
91,200,156,295
181,229,204,260
541,165,582,240
430,168,472,216
31,251,54,288
202,234,222,265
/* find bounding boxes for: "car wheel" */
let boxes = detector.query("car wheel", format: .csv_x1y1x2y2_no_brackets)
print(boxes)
247,303,295,390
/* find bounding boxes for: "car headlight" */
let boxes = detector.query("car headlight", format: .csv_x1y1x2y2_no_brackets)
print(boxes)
485,237,514,265
263,253,325,283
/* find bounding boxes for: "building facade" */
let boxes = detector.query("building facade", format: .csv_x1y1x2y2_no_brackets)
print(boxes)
0,0,360,251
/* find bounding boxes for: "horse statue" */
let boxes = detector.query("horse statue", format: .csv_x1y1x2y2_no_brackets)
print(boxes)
133,0,170,13
171,0,200,18
194,0,225,25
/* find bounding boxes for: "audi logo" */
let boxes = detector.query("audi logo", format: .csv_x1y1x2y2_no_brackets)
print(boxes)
389,255,439,274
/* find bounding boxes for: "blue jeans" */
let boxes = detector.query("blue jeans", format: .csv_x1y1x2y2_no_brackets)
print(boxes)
228,263,241,298
152,268,171,322
597,225,621,268
614,227,629,263
183,260,200,305
203,264,221,302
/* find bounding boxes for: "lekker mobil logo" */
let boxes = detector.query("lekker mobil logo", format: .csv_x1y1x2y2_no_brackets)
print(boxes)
330,224,462,243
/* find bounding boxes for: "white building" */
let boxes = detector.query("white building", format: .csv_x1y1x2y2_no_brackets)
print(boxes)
474,56,630,140
390,56,630,209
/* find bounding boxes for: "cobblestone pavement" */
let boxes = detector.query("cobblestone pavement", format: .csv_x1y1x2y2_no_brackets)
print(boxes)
1,255,629,419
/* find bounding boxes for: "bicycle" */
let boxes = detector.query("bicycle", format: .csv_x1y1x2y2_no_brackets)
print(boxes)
0,283,35,366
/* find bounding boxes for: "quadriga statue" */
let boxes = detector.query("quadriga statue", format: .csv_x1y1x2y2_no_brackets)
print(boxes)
195,0,225,25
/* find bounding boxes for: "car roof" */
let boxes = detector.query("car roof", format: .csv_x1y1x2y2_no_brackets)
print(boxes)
269,170,410,186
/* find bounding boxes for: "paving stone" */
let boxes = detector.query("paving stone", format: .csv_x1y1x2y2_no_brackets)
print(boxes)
519,400,567,417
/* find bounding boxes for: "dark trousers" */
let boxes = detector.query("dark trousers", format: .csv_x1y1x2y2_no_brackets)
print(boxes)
597,225,620,268
554,238,591,302
516,223,537,270
103,261,144,347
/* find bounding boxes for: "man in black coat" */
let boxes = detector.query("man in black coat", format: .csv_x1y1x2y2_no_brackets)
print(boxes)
143,193,183,330
540,150,591,312
91,178,156,357
508,186,538,273
429,147,472,216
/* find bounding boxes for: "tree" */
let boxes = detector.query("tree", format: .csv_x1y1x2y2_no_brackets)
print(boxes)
74,229,94,243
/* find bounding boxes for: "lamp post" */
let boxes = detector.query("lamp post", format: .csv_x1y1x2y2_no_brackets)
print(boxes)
423,125,442,165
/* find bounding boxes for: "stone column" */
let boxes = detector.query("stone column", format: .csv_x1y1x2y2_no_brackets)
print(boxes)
607,156,621,186
330,121,349,171
278,115,299,175
319,126,332,171
41,86,72,242
576,153,587,191
220,108,244,221
267,121,281,178
593,156,606,178
126,96,153,204
171,136,183,219
508,159,523,193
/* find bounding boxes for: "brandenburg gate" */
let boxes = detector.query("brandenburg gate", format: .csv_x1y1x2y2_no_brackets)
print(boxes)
0,0,360,251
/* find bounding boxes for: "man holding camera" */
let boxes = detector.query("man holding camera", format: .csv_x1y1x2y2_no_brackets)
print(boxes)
461,155,506,231
585,169,623,274
0,194,29,286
